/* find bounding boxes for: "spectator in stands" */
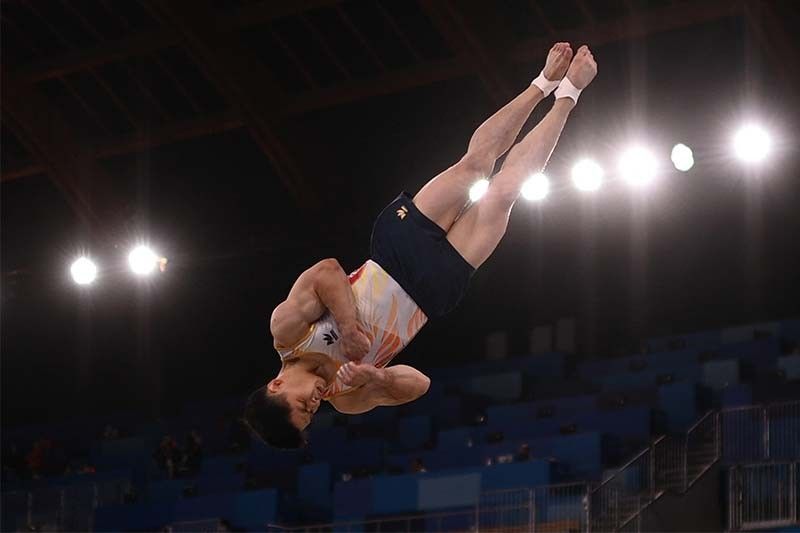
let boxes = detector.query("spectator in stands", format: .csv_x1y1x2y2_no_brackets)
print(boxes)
103,424,120,440
123,485,139,503
228,417,252,453
2,442,28,480
26,437,53,479
181,429,204,475
153,435,181,479
72,457,97,475
514,443,531,462
410,457,427,473
42,440,68,477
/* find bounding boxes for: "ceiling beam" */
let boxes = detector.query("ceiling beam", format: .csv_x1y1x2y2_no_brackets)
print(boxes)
286,57,470,114
142,0,317,208
418,0,513,106
511,0,744,62
0,84,121,232
9,30,177,86
95,112,244,159
0,162,46,182
1,112,244,182
2,0,746,183
8,0,743,103
742,1,799,87
7,1,340,88
293,0,744,113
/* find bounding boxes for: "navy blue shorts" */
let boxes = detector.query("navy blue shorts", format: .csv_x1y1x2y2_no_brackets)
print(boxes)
370,192,475,319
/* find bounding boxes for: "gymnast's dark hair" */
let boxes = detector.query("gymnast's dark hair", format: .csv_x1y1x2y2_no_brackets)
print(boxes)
242,385,306,449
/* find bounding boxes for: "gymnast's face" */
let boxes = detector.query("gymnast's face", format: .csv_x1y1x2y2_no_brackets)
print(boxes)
268,374,325,430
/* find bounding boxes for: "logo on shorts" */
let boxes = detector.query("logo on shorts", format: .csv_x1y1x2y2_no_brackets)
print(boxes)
396,205,408,220
323,330,339,345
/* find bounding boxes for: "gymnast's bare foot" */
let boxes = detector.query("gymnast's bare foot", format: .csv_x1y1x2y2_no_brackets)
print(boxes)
543,42,573,81
565,45,598,89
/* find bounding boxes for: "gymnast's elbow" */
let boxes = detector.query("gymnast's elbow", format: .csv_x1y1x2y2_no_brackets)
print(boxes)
417,374,431,397
405,373,431,401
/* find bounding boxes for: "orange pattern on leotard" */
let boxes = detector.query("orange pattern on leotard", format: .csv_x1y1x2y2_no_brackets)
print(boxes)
274,260,428,398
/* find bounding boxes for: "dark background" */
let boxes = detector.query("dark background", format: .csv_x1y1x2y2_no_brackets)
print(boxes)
2,0,799,429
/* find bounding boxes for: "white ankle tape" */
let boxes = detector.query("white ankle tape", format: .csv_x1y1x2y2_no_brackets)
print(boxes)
554,77,582,103
531,70,559,97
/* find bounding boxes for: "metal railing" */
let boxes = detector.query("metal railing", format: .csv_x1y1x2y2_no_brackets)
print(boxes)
589,443,659,532
1,478,131,532
266,508,480,532
479,483,589,533
165,518,225,532
601,401,800,532
266,483,589,532
721,400,800,463
728,461,799,531
686,410,721,487
2,402,793,532
590,410,722,532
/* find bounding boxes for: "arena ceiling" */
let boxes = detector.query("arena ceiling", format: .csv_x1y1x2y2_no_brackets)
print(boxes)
4,0,792,224
2,0,799,425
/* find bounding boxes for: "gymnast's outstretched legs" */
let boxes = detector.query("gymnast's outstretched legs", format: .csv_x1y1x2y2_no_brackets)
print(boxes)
446,45,598,269
412,43,574,233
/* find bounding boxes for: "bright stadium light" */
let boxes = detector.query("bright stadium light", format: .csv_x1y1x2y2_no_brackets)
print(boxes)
71,257,97,285
521,173,550,201
128,245,159,276
733,124,771,163
469,179,490,201
619,146,658,186
571,159,604,192
671,143,694,171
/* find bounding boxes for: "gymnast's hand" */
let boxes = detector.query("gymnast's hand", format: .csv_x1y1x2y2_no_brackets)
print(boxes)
340,323,371,361
336,361,384,388
543,42,573,81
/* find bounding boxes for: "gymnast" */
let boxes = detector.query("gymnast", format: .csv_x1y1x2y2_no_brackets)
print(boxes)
244,43,597,448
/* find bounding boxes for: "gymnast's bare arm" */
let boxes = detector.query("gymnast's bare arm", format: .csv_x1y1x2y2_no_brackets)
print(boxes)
270,258,370,360
328,363,431,414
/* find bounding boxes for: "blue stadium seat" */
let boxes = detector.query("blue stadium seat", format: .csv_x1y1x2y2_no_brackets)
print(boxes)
333,478,372,520
778,355,800,381
703,359,740,390
481,459,551,490
425,511,477,532
721,323,780,344
721,384,752,407
372,474,419,514
466,372,523,401
575,406,651,439
196,471,245,495
437,427,475,449
397,415,432,451
716,338,781,363
247,441,304,472
780,318,800,342
172,489,277,530
418,473,482,511
431,395,462,426
200,454,246,477
646,330,721,353
298,463,332,510
659,381,698,431
94,500,174,531
90,436,154,470
333,438,385,472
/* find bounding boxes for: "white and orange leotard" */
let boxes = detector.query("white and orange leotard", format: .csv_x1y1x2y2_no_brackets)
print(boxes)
275,260,427,399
